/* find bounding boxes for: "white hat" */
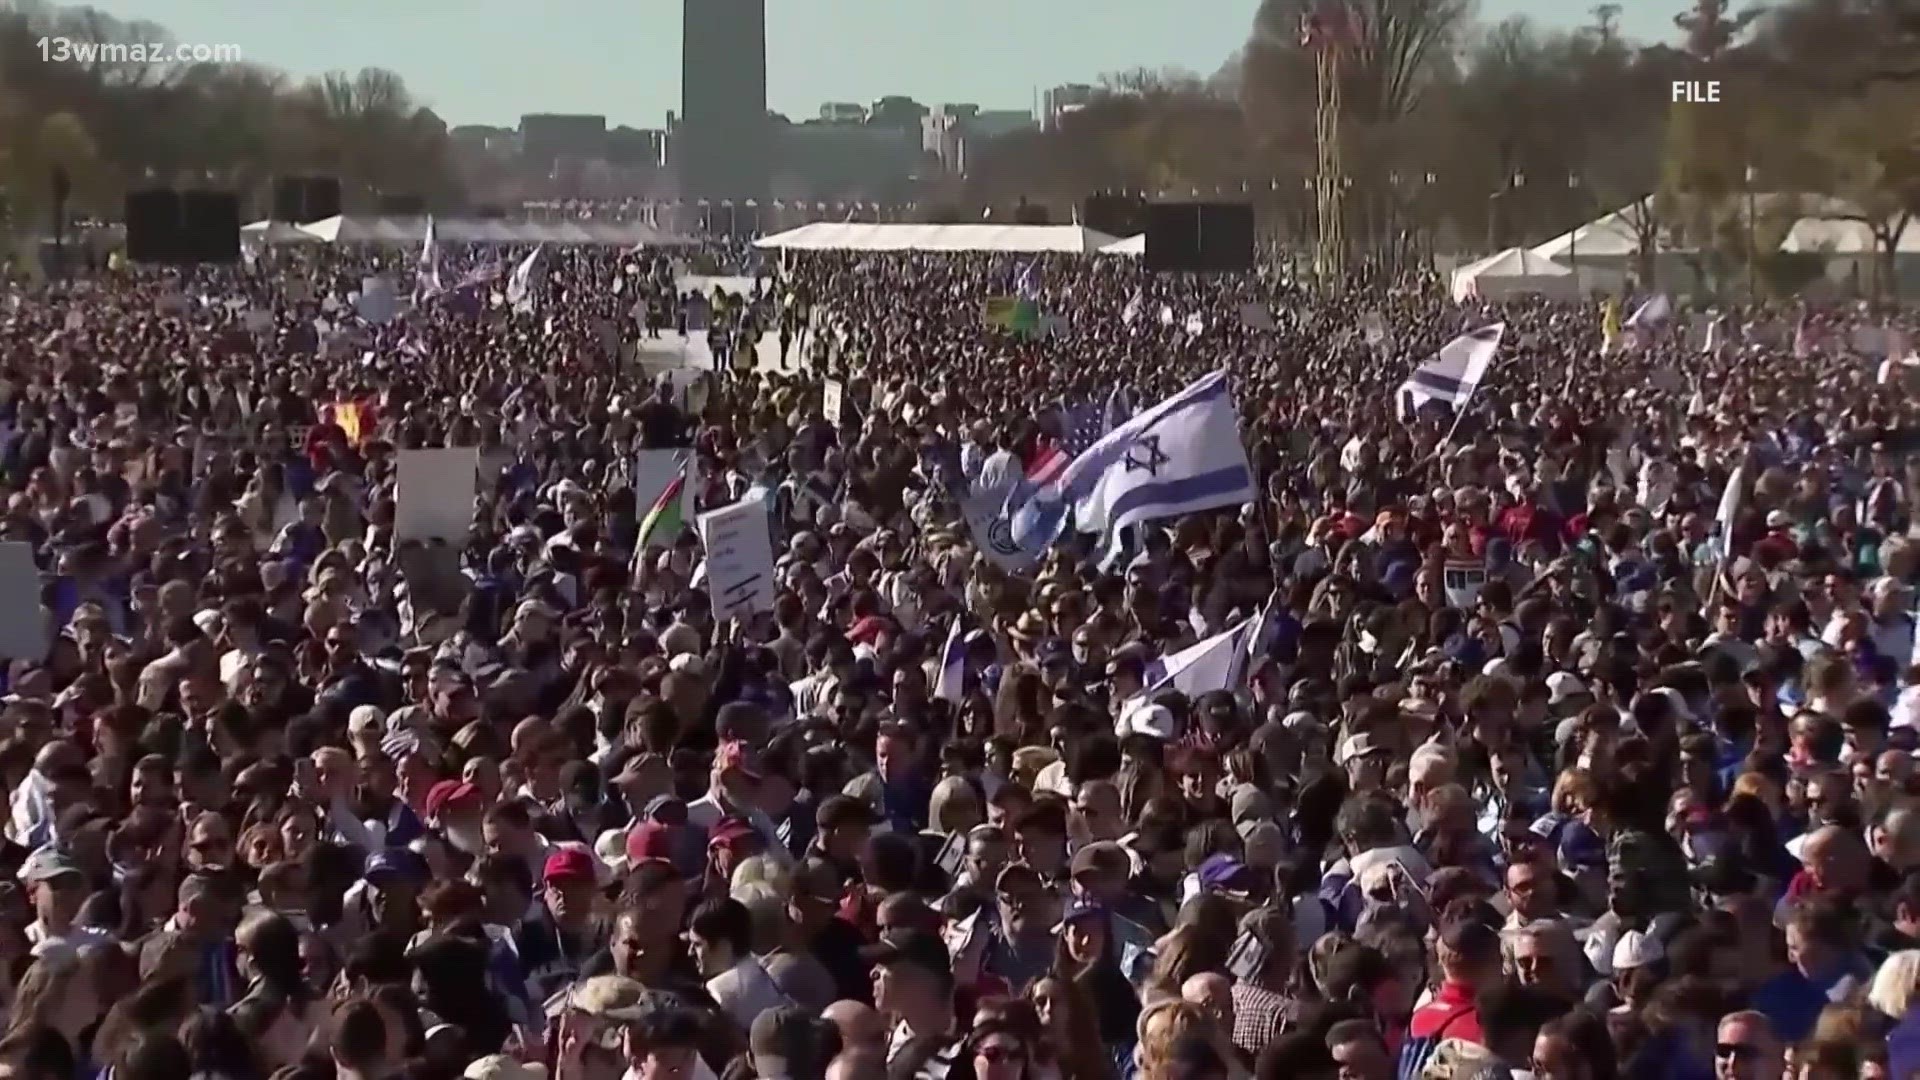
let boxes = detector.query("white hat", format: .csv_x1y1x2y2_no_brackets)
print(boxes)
1546,671,1590,706
1612,929,1664,971
348,705,386,737
464,1056,548,1080
1126,704,1177,742
1336,732,1388,767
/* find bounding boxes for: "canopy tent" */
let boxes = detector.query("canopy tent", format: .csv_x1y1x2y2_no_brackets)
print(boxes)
241,220,322,244
1101,234,1146,256
1532,201,1655,260
754,223,1120,253
1450,247,1577,303
298,215,405,244
1779,216,1920,254
283,214,670,246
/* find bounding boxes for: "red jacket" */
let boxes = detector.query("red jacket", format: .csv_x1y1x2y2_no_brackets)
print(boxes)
1407,978,1486,1046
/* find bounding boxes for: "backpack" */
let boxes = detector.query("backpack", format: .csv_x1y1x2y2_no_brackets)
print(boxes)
1394,1002,1476,1080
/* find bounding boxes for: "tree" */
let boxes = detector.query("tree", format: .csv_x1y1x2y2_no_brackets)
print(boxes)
0,0,463,220
1811,82,1920,296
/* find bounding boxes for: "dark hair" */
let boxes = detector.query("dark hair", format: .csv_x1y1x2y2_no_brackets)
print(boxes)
328,997,391,1072
630,1004,703,1052
180,1007,258,1080
0,1023,76,1080
1537,1009,1617,1080
687,898,754,959
116,1032,193,1080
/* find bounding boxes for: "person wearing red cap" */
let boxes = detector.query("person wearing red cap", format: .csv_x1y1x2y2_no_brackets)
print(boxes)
513,847,608,1002
424,779,486,859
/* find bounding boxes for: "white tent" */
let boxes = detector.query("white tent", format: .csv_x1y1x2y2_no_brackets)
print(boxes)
241,219,321,244
1101,233,1146,256
1451,247,1577,302
1779,216,1920,254
754,222,1120,253
1533,202,1655,260
298,215,396,244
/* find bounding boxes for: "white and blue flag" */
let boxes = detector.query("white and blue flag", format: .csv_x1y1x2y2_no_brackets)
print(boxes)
1397,323,1503,419
1142,615,1259,698
935,617,968,703
506,244,545,313
1010,370,1254,551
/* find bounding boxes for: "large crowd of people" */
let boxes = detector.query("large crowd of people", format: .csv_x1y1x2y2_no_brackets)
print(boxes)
0,230,1915,1080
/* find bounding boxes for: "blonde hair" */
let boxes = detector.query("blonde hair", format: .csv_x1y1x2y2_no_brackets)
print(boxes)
1133,1000,1208,1080
1870,950,1920,1019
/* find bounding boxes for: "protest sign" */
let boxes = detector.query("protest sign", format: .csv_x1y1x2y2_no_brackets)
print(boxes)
699,493,777,621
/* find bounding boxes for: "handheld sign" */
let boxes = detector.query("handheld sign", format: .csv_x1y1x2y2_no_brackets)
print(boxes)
1443,558,1487,610
698,493,777,621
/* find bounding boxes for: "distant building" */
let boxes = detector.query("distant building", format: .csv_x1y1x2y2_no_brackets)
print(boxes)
772,118,922,203
1041,83,1098,131
923,105,1035,175
607,126,668,169
868,96,930,130
819,102,868,124
679,0,770,207
450,125,518,156
520,114,607,169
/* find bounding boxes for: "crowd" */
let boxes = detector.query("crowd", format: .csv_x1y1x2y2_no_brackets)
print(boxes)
0,229,1915,1080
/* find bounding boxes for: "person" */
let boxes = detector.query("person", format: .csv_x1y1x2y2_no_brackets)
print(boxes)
688,898,791,1033
1710,1012,1782,1080
1328,1020,1393,1080
1225,905,1293,1059
1398,918,1499,1079
867,930,966,1080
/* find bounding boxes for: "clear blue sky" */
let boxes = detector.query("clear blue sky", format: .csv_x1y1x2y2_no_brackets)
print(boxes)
79,0,1679,129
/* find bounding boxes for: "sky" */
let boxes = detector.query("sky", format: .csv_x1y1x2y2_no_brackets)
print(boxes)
76,0,1681,129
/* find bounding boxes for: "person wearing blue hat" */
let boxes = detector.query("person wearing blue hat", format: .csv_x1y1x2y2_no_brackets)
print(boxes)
345,847,428,939
1050,897,1142,1062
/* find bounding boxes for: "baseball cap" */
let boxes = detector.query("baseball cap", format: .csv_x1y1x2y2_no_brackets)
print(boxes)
1051,899,1107,933
860,929,953,982
1196,853,1260,894
708,816,761,853
1545,671,1591,706
1126,704,1177,742
364,848,427,888
625,821,678,865
18,848,83,885
542,848,597,886
1612,929,1664,971
643,794,689,826
1069,840,1131,880
1335,732,1388,767
424,779,480,819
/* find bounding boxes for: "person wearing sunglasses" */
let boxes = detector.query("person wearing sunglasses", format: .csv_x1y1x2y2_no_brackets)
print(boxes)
1711,1012,1781,1080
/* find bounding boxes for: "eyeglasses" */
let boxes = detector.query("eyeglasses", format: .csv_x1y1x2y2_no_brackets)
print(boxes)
1715,1044,1759,1060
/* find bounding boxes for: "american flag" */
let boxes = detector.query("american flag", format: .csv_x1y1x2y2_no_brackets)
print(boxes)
1027,399,1107,488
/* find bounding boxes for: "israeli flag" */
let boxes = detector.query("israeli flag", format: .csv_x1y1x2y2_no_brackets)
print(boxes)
1397,323,1503,419
934,618,968,703
1141,615,1259,698
506,244,545,313
1010,370,1253,551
